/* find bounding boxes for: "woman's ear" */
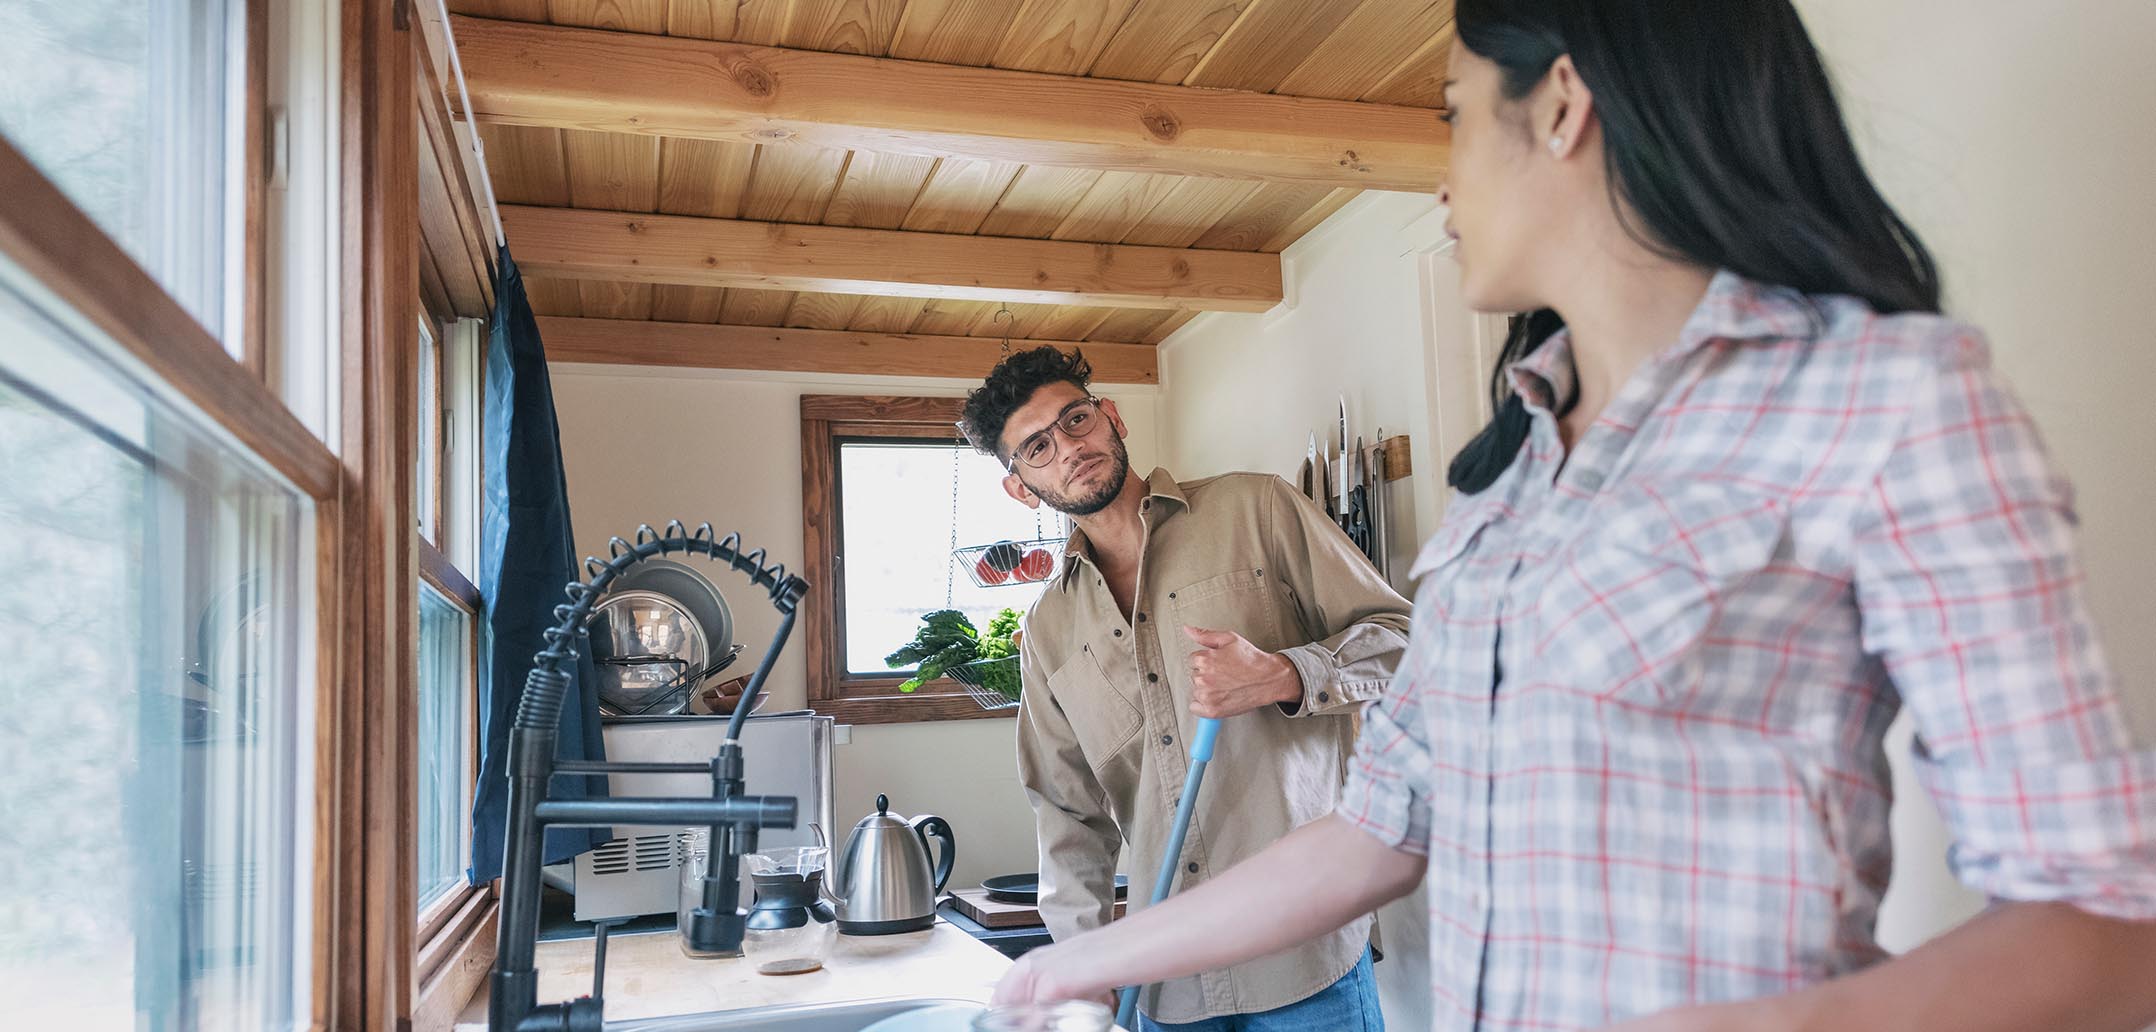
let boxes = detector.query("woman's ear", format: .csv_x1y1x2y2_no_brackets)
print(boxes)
1540,54,1595,159
1002,471,1041,509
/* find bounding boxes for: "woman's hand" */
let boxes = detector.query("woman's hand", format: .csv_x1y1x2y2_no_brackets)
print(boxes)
989,942,1110,1010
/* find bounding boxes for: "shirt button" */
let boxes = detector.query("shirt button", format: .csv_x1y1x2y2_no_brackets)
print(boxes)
1160,734,1173,746
1185,862,1199,874
1316,691,1329,703
1137,612,1147,623
1468,889,1487,912
1114,629,1123,637
1148,673,1159,683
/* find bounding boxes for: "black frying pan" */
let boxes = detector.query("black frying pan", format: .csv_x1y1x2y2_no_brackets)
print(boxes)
981,872,1129,905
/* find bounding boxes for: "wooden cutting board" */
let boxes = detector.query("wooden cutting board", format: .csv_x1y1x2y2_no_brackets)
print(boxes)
947,888,1126,929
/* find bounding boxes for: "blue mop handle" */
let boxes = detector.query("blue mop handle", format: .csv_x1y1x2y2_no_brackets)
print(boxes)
1116,715,1224,1030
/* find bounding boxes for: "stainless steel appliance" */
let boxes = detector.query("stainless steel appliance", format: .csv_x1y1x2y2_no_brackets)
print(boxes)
825,793,955,935
542,710,834,922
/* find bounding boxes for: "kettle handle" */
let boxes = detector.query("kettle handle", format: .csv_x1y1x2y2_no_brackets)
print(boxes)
910,814,957,895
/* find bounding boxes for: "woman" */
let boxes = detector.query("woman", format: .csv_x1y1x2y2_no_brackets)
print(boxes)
993,1,2156,1029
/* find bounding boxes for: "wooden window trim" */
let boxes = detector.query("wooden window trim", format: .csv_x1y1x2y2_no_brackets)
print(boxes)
800,394,1019,726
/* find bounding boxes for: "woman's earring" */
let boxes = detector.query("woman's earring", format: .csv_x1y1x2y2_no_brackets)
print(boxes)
1548,135,1566,155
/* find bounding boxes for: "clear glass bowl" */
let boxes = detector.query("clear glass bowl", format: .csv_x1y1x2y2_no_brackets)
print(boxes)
743,913,837,976
970,1001,1114,1032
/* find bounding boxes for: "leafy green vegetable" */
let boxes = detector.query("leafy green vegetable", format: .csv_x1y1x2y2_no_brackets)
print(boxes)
886,607,1026,693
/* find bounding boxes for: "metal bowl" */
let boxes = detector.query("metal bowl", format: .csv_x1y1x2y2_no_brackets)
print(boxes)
588,589,708,714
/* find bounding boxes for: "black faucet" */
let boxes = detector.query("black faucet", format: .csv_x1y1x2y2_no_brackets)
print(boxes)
488,523,810,1032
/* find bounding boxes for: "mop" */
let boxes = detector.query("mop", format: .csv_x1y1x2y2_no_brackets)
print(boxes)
1115,714,1224,1031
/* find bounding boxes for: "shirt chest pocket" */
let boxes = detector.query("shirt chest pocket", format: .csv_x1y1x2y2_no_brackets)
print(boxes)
1047,646,1142,780
1165,567,1295,660
1536,481,1790,704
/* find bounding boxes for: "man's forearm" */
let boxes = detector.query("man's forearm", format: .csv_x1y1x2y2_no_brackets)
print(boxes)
1768,902,2156,1032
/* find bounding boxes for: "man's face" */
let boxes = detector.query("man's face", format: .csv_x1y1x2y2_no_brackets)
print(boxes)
998,383,1129,518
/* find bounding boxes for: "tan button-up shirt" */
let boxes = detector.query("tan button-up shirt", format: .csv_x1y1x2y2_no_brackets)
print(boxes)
1015,467,1412,1022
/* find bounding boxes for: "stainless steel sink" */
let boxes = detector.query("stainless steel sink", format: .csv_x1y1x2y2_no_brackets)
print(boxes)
607,997,983,1032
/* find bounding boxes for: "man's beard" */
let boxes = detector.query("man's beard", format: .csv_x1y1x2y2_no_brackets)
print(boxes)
1029,437,1131,517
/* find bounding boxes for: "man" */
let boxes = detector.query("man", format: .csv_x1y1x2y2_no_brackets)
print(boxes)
958,346,1412,1031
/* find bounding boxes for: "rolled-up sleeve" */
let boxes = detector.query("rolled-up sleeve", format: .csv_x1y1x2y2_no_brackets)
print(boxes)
1267,478,1414,718
1014,636,1125,939
1335,619,1436,855
1853,328,2156,919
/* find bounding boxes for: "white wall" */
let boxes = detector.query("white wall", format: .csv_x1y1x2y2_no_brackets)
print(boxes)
549,364,1162,889
1155,0,2156,1018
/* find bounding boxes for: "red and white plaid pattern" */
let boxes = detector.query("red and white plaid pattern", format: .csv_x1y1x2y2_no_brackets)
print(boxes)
1339,271,2156,1030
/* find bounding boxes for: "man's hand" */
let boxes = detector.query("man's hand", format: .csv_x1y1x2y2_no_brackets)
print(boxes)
1183,626,1301,718
990,943,1113,1012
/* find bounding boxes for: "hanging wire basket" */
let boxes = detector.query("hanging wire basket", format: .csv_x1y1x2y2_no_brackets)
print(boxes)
944,654,1022,711
952,537,1063,588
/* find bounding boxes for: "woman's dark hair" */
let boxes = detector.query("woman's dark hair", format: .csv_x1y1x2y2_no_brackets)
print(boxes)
1445,0,1941,494
959,345,1093,460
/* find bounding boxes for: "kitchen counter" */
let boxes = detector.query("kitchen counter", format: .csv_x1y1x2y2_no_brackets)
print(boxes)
454,918,1011,1028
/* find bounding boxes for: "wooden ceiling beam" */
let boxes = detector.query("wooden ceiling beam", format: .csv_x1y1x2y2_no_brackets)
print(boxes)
451,15,1448,192
501,204,1282,313
538,317,1161,384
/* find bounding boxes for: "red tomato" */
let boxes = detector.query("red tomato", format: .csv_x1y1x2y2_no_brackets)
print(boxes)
1018,548,1053,581
974,555,1009,585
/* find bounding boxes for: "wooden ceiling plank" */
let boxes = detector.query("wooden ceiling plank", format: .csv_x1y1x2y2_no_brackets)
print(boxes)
728,0,796,46
502,204,1285,311
523,276,587,316
783,290,869,329
976,165,1104,239
1086,0,1253,84
1261,187,1358,252
910,298,996,335
1142,308,1197,343
1361,20,1453,108
899,158,1024,235
887,0,1014,65
1049,170,1181,244
540,317,1161,384
739,142,851,223
847,295,931,332
1030,305,1117,341
454,15,1451,191
656,137,757,218
824,151,940,229
545,0,668,33
1117,177,1262,248
1275,0,1453,101
561,128,661,212
719,286,800,325
650,284,729,322
1085,307,1173,342
1181,0,1361,93
1188,181,1334,251
991,0,1140,75
665,0,739,41
477,123,571,207
578,280,657,320
447,0,548,21
782,0,908,55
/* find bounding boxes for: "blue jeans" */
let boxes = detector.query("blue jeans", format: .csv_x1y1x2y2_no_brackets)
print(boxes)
1137,947,1383,1032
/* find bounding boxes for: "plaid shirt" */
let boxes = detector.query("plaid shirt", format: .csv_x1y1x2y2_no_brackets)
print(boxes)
1339,271,2156,1030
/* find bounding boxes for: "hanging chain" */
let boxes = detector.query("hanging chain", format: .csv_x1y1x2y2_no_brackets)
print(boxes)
946,443,962,608
994,305,1014,357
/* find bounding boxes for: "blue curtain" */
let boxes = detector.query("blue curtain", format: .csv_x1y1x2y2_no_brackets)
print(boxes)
469,245,608,882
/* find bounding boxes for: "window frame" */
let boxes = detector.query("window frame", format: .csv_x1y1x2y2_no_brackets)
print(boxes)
800,394,1023,725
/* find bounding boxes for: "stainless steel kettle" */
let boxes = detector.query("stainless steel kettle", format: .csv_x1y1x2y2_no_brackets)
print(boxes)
823,794,956,935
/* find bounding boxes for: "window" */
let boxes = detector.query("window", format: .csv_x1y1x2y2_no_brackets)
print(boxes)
801,395,1060,724
838,441,1054,674
415,581,473,914
0,262,313,1028
0,0,244,343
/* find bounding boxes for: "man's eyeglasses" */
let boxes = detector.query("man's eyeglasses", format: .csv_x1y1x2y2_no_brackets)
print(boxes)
1007,397,1105,472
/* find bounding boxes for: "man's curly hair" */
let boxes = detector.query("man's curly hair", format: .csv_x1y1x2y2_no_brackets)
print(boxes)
958,345,1093,460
